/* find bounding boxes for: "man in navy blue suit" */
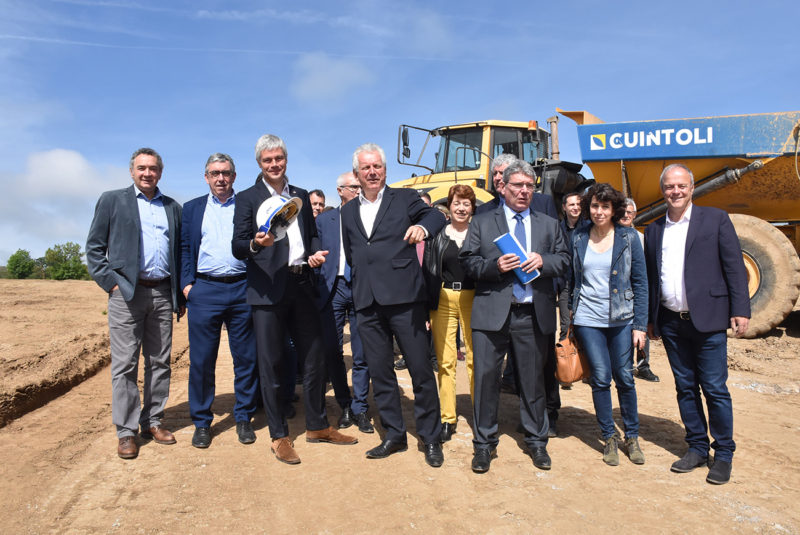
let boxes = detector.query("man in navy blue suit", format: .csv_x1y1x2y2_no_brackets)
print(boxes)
475,153,557,218
315,171,373,433
341,143,446,467
180,153,259,449
645,163,750,485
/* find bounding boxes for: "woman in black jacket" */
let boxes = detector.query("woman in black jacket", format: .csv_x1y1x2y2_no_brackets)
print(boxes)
423,184,476,442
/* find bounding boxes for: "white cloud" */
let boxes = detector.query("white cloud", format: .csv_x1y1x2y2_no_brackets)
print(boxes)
0,149,129,263
290,52,375,106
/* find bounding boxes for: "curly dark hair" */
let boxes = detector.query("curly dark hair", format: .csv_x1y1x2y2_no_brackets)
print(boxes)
580,183,627,223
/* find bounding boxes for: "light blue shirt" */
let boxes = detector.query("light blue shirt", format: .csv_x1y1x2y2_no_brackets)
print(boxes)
198,192,247,276
573,245,629,328
503,204,533,304
136,186,170,280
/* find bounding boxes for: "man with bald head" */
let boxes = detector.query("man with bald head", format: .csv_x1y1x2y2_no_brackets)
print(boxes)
315,171,373,433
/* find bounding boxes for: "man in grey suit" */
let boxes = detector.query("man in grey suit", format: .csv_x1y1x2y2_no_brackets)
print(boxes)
86,147,184,459
460,159,569,473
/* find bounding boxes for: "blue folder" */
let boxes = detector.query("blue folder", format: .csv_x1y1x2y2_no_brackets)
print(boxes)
493,232,540,285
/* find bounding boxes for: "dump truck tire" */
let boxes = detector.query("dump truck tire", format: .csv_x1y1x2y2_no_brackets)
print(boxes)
730,214,800,338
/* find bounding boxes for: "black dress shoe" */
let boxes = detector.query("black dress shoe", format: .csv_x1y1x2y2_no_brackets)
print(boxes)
394,357,407,370
236,421,256,444
366,439,408,459
670,450,708,473
440,422,456,442
338,407,355,429
530,447,551,470
192,427,211,449
635,367,660,382
706,457,732,485
353,412,375,433
424,442,444,467
472,448,495,473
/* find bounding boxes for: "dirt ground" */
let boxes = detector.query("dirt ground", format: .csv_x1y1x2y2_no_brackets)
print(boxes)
1,279,799,534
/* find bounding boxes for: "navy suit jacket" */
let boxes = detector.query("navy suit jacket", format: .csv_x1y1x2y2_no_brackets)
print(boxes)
179,193,210,290
86,185,183,310
341,186,446,311
314,205,345,309
644,204,750,334
474,192,557,218
460,205,570,334
231,176,321,305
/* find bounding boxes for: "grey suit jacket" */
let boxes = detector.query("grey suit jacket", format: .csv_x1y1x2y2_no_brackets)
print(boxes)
459,206,569,334
86,185,183,311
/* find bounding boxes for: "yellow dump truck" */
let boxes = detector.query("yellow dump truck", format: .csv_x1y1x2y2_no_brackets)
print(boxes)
391,111,800,338
561,109,800,337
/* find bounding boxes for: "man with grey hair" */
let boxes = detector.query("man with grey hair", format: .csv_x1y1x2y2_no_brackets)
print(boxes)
461,158,569,473
341,142,447,466
619,197,658,382
86,147,184,459
645,162,749,484
233,134,357,464
180,153,259,449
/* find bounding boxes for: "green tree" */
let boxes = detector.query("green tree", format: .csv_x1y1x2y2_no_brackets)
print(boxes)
44,242,90,280
6,249,36,279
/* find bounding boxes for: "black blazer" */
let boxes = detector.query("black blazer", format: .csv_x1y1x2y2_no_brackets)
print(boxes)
341,186,446,311
232,176,321,305
644,204,750,334
314,206,344,309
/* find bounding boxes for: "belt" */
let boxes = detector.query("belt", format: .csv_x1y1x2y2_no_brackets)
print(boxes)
662,306,691,321
137,278,168,288
442,281,474,291
510,302,533,310
287,264,310,275
196,272,246,284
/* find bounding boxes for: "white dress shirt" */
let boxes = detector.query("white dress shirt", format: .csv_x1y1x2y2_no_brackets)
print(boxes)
357,187,384,237
660,203,692,312
337,206,347,277
503,204,533,304
264,178,306,266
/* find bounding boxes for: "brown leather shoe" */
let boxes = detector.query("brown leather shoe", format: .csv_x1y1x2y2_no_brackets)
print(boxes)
306,426,358,445
142,425,176,445
271,437,301,464
118,436,138,459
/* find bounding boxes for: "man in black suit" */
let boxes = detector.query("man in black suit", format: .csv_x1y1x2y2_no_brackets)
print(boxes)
232,134,357,465
644,163,750,485
341,143,446,467
460,159,569,473
315,171,373,433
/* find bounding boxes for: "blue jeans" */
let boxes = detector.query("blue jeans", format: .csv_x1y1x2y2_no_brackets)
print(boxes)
574,324,639,439
658,309,734,462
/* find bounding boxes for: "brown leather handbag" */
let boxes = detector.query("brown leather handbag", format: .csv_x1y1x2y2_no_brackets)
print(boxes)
555,327,589,384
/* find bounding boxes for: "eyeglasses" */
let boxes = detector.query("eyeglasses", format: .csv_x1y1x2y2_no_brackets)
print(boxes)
339,185,361,192
506,181,534,191
207,170,233,178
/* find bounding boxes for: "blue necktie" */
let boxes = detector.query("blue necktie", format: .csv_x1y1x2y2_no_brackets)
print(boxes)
513,213,527,302
344,261,351,282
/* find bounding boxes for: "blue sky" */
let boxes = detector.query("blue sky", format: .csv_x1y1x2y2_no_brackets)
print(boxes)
0,0,797,263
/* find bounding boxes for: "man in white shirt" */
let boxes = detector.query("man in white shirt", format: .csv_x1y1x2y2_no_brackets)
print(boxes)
644,163,750,485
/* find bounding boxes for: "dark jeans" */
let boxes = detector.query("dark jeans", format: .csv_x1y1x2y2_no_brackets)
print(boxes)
574,323,639,439
658,308,735,461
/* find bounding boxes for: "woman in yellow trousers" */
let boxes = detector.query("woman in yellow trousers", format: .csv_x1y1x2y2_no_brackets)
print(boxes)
423,185,476,442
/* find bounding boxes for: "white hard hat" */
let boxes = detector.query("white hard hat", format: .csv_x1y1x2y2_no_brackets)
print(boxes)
255,196,303,240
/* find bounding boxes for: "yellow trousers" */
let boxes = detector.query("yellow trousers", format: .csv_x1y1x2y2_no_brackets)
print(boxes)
430,286,474,424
